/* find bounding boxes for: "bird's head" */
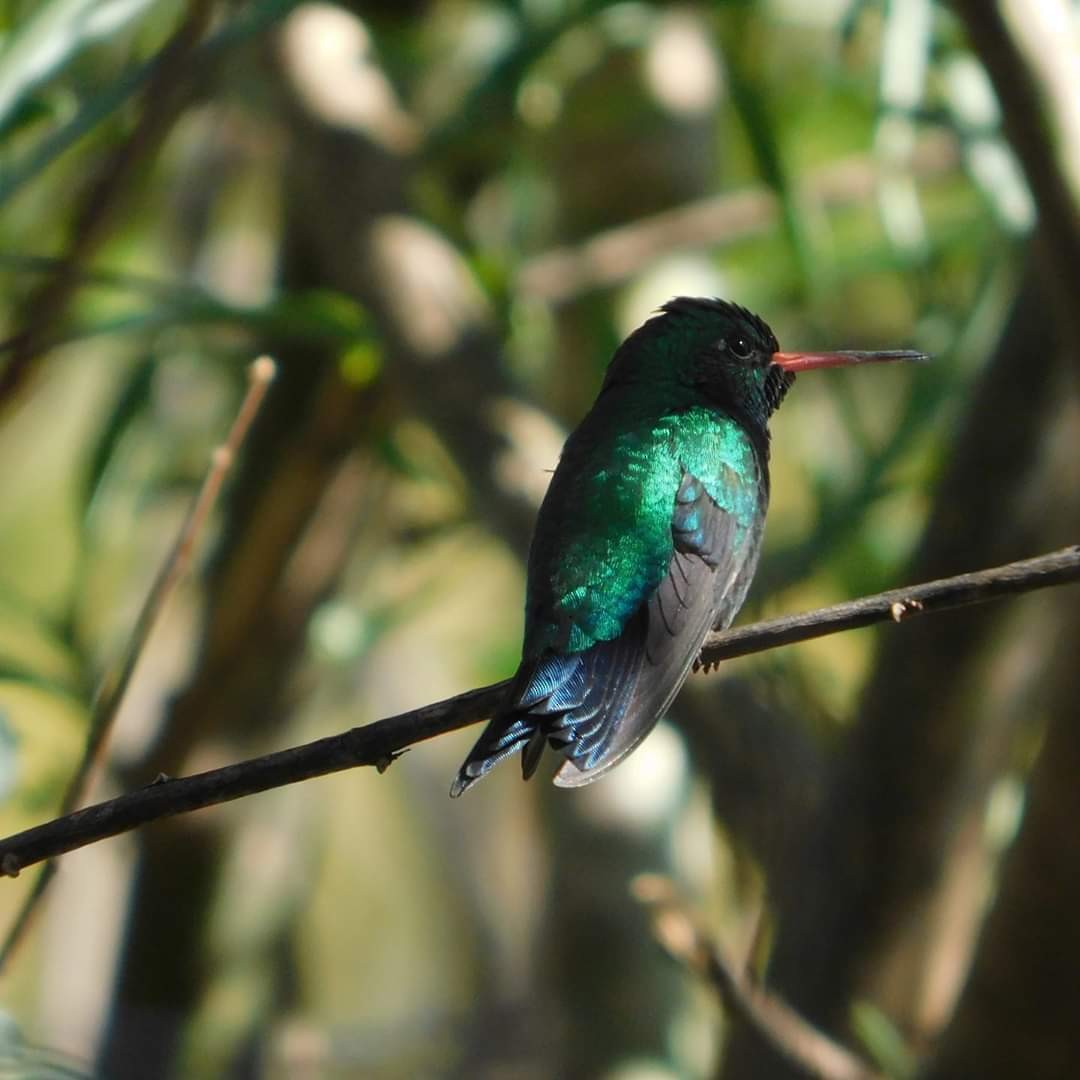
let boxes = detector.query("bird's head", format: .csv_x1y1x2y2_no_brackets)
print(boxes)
604,296,926,440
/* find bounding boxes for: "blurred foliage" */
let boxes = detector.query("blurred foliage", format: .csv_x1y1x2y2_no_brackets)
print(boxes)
0,0,1073,1078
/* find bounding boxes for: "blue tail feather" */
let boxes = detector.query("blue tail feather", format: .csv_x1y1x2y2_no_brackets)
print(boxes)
450,609,650,796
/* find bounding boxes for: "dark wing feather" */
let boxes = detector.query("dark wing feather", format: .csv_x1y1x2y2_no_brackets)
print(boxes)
553,471,761,787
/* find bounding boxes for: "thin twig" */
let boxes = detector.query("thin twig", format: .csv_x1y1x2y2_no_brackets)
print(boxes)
0,359,276,971
698,543,1080,668
76,357,277,803
0,545,1075,877
632,874,883,1080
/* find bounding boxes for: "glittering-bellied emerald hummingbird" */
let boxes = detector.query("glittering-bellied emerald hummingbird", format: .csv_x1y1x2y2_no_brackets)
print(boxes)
451,298,926,796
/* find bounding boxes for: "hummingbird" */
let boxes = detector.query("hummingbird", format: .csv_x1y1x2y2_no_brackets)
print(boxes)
451,298,925,796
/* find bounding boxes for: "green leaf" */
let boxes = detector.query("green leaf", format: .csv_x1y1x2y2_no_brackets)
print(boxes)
0,0,305,208
0,252,182,297
0,288,371,354
726,55,816,298
0,603,84,697
0,0,167,137
0,47,153,208
81,354,156,512
851,999,917,1079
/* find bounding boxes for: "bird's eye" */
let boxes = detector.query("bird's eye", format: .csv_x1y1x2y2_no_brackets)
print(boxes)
728,336,752,361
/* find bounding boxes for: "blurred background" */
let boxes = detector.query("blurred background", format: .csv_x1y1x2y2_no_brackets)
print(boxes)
0,0,1077,1077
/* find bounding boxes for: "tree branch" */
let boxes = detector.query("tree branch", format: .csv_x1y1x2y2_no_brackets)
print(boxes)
0,545,1075,877
698,544,1079,666
632,875,882,1080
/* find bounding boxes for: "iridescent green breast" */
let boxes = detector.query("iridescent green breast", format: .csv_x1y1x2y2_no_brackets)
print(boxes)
523,405,765,656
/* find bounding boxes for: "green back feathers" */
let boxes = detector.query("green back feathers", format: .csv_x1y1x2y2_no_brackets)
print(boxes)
525,406,763,656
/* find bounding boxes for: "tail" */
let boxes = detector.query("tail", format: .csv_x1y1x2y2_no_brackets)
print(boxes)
449,609,651,797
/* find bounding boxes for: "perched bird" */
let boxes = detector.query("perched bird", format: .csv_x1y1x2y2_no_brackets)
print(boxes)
451,298,925,796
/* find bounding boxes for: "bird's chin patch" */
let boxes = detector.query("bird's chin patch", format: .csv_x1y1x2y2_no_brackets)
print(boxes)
571,721,688,832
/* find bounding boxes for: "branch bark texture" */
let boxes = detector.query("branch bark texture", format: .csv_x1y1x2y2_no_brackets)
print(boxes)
0,546,1074,877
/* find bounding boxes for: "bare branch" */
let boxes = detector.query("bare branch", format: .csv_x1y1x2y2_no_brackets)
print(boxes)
632,874,882,1080
0,545,1074,877
83,356,276,798
0,682,503,877
699,544,1080,667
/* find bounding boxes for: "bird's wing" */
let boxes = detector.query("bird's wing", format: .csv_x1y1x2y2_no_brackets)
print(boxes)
553,469,760,787
451,426,682,798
